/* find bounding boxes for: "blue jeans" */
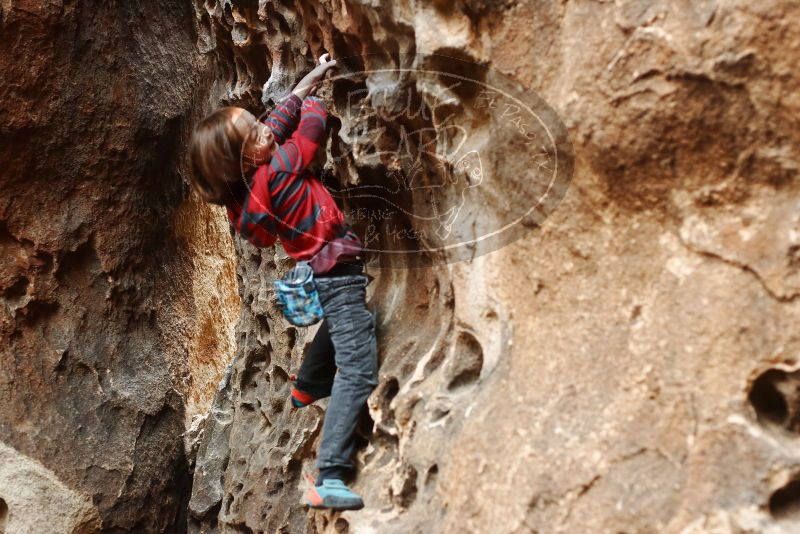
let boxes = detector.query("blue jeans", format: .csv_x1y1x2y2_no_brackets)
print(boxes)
306,268,378,475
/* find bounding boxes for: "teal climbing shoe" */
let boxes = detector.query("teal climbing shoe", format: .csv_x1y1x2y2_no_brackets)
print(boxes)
305,479,364,510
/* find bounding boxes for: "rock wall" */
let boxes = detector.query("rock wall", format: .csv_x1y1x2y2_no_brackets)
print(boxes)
189,0,800,533
2,0,799,532
0,1,239,531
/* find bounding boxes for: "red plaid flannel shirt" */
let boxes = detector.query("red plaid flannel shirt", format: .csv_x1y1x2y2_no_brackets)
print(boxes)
226,94,358,260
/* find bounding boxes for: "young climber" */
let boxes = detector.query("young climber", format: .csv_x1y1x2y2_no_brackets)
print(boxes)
189,54,377,511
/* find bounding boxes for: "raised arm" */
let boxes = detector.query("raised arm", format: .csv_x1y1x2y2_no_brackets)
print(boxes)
291,53,338,100
263,53,337,144
263,93,302,145
262,98,328,223
266,96,328,182
287,96,328,168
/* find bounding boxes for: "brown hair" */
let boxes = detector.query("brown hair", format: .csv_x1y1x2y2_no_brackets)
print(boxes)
189,107,248,205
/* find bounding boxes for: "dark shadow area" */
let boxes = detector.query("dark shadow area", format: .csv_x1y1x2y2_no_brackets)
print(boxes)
770,478,800,520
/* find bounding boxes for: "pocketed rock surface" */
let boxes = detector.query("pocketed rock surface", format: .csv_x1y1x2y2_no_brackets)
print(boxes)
2,0,800,533
0,1,239,532
188,1,800,533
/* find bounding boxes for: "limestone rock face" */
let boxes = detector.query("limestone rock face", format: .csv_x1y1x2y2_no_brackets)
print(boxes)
189,0,800,532
3,0,799,532
0,1,239,531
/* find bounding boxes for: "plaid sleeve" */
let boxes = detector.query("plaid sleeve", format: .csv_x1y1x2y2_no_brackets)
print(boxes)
234,167,279,249
263,93,303,145
297,96,327,145
279,96,327,171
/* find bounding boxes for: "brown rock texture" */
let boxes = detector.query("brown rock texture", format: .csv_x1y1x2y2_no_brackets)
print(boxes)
188,0,800,533
2,0,799,532
0,1,238,531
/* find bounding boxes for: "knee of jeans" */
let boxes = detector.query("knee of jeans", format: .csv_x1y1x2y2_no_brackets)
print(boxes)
337,367,378,388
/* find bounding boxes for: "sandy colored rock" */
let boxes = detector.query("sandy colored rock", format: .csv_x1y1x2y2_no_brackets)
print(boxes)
2,0,799,531
189,0,800,532
0,441,101,533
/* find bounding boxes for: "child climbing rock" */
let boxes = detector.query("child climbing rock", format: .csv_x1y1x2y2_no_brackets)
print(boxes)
189,54,377,511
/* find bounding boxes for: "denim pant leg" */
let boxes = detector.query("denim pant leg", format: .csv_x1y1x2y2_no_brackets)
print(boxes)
296,319,337,399
314,274,378,471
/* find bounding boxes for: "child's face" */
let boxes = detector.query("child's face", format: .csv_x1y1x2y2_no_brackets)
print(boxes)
229,107,275,169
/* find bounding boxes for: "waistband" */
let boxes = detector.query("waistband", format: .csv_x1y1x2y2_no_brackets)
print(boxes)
314,259,364,278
